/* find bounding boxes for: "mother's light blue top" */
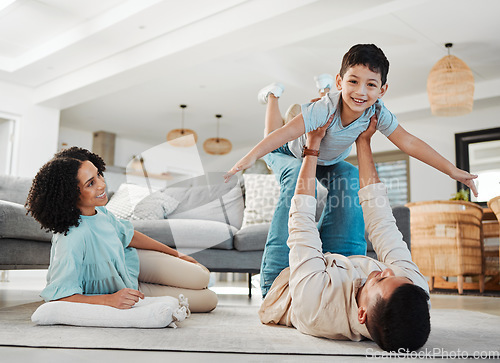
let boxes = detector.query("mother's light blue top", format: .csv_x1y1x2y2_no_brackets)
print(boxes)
40,206,139,302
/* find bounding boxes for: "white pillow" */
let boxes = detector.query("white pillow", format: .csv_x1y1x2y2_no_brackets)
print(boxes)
31,295,189,329
106,183,151,219
132,191,180,220
241,174,280,228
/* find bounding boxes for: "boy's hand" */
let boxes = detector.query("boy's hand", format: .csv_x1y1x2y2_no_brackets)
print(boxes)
224,155,256,182
356,115,378,144
449,168,478,197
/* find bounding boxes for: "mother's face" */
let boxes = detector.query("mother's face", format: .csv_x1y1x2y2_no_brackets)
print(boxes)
76,160,108,216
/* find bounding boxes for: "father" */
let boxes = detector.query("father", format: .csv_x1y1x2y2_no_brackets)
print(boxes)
258,117,430,352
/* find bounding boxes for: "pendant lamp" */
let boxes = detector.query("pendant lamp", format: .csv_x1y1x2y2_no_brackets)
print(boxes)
203,114,232,155
427,43,474,116
167,104,198,147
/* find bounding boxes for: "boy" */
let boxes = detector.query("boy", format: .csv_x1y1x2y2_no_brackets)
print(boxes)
225,44,477,296
258,115,431,351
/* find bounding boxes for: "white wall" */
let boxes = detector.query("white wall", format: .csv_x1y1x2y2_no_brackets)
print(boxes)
0,81,60,177
364,103,500,202
58,127,155,168
57,127,93,151
59,126,245,173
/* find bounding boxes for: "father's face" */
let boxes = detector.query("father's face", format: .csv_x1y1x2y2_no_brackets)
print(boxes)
357,268,413,324
364,268,412,300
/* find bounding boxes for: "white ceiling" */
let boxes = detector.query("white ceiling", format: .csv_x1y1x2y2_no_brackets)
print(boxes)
1,0,499,148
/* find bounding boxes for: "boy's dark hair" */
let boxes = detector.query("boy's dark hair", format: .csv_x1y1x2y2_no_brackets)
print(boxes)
366,284,430,352
339,44,390,86
25,148,106,235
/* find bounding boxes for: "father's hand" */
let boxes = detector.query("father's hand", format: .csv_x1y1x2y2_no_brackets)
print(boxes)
356,114,377,144
306,113,334,148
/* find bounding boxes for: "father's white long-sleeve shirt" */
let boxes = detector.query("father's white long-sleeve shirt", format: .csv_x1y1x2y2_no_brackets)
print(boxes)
258,183,429,341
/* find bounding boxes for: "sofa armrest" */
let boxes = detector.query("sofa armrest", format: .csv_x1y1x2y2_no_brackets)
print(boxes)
391,205,411,250
0,200,52,241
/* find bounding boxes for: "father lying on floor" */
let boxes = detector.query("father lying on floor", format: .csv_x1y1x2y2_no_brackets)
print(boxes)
258,116,431,352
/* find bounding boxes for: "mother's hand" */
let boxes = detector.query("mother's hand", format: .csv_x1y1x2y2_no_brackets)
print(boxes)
108,288,144,309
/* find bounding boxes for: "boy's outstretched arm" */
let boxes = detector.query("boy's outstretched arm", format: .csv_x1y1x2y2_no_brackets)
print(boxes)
388,125,478,197
224,114,305,182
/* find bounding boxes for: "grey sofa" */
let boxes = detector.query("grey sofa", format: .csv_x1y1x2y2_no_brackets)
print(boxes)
0,174,411,282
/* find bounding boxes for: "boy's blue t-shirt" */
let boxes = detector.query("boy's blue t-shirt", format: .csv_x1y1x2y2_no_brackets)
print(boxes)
40,206,139,302
288,91,399,166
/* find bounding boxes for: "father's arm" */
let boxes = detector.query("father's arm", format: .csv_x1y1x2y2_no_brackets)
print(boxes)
356,117,414,264
285,118,335,328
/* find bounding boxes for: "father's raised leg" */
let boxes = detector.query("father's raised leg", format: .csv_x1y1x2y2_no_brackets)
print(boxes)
261,148,303,297
315,161,366,256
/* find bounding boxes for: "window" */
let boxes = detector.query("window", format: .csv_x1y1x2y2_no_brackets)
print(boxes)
346,150,410,206
455,127,500,205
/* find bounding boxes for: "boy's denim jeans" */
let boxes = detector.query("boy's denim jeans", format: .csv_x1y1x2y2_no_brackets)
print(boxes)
260,145,366,297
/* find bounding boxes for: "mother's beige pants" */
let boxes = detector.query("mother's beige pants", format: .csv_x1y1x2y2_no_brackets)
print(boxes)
136,249,218,313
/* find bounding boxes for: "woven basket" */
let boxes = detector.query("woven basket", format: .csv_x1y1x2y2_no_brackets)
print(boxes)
427,55,474,116
406,200,483,277
488,196,500,220
487,196,500,261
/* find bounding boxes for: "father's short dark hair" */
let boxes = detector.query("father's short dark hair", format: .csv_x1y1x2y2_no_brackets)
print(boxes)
366,284,430,352
339,44,390,86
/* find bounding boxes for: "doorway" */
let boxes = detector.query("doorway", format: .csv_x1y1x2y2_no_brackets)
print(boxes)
0,117,15,175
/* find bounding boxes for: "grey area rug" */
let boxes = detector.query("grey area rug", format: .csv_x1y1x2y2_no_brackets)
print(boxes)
1,302,500,358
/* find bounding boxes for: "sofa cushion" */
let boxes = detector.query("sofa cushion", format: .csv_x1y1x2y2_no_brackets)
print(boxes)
241,174,280,228
106,183,150,219
0,175,32,205
166,182,244,229
233,223,269,252
132,191,179,220
0,200,52,242
189,249,264,273
241,174,328,228
132,218,236,250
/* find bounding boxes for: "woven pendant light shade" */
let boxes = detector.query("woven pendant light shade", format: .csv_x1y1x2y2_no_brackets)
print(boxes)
204,137,232,155
203,114,232,155
427,44,474,116
167,129,198,147
166,104,198,147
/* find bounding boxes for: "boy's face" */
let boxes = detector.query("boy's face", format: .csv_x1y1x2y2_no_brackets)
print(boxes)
336,64,388,119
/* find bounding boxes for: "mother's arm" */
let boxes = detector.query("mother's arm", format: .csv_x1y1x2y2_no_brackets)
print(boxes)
129,230,198,264
57,288,144,309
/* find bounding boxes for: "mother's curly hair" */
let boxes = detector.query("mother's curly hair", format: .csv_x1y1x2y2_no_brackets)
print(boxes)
25,147,106,235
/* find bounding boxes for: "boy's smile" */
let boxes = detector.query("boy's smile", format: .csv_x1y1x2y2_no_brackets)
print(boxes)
335,64,388,125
